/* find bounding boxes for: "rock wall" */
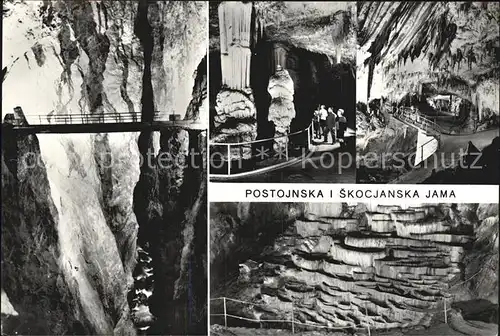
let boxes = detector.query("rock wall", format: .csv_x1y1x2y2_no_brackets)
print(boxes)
2,125,137,335
2,1,208,334
210,203,305,293
211,203,497,331
459,204,499,303
133,129,207,335
212,89,257,160
357,115,419,178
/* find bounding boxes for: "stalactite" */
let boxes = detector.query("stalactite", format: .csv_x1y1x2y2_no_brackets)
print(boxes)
218,1,253,90
272,43,288,72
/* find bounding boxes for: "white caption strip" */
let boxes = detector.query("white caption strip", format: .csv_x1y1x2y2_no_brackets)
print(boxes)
209,183,499,204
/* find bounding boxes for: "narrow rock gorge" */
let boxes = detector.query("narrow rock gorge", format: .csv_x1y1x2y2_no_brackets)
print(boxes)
210,203,498,334
2,1,207,334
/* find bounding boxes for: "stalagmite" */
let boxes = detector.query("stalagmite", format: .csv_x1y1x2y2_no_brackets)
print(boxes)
267,65,296,153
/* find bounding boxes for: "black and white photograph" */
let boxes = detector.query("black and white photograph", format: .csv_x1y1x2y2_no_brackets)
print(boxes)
356,2,499,184
210,202,498,336
209,1,357,183
2,1,207,335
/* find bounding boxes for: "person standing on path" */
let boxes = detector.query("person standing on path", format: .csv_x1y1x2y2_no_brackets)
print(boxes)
319,105,328,138
325,108,337,144
337,109,347,142
313,108,321,139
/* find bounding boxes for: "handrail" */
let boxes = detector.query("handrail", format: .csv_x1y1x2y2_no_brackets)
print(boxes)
393,107,497,136
395,108,448,135
210,123,312,146
210,266,488,333
9,111,193,125
210,296,366,331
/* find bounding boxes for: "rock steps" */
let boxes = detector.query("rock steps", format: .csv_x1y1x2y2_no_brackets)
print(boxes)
235,205,475,330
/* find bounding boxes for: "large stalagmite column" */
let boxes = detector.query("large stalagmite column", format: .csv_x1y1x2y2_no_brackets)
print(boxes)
267,64,296,154
213,1,258,160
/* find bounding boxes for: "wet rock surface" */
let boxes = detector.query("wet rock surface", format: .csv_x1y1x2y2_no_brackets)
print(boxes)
133,129,207,335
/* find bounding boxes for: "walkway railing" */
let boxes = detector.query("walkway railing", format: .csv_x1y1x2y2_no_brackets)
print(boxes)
210,268,489,334
393,107,493,136
26,113,141,125
6,108,196,126
210,296,371,335
209,123,313,177
394,108,449,135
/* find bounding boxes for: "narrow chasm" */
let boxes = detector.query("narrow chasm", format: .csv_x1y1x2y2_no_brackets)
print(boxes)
2,1,208,335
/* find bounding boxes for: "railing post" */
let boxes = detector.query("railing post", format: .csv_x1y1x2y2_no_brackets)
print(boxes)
39,115,42,124
421,144,424,165
227,144,231,176
307,124,311,150
285,135,289,161
291,302,295,334
365,303,371,336
223,297,227,327
444,298,447,324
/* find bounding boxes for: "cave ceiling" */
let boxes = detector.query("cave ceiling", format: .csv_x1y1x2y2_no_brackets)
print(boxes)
209,1,356,62
358,1,499,98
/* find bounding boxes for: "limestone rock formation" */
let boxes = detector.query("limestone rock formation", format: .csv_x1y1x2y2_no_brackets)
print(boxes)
212,89,257,160
267,68,296,152
210,2,356,163
2,1,208,334
358,2,499,123
210,2,258,161
211,203,497,332
2,124,136,335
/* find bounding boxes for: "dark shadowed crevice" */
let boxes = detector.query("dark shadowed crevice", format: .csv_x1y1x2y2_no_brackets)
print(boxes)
1,128,87,335
185,55,208,121
135,1,155,122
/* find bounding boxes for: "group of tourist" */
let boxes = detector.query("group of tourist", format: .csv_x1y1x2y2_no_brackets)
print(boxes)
313,105,348,144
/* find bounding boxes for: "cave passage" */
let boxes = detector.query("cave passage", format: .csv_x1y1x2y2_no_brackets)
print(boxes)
250,41,356,139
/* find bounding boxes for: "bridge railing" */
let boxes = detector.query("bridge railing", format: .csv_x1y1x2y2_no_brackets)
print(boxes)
12,110,189,126
209,123,313,176
23,113,142,125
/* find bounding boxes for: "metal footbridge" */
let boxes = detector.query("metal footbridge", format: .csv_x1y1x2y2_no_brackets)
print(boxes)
3,107,206,135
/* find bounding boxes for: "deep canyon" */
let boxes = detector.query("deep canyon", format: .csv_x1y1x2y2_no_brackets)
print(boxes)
2,1,207,335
